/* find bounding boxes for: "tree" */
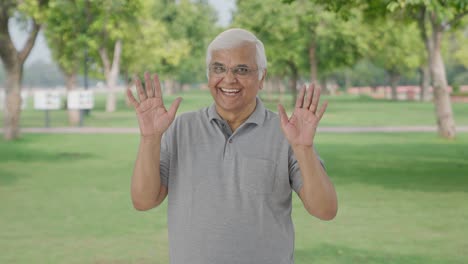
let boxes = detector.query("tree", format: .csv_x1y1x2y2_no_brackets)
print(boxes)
119,8,187,96
234,0,307,103
286,0,467,138
234,0,367,104
366,19,422,100
85,0,141,112
386,0,468,139
0,0,49,140
44,0,87,125
150,0,218,92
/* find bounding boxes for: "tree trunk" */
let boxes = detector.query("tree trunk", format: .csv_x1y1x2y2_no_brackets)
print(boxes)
266,78,273,101
124,71,133,107
288,62,298,106
419,64,431,101
64,72,80,126
417,8,456,138
344,69,351,91
164,79,174,95
279,78,286,104
389,71,400,101
430,28,456,139
272,77,281,102
309,40,318,86
4,66,23,140
416,12,432,103
0,14,41,140
99,40,122,113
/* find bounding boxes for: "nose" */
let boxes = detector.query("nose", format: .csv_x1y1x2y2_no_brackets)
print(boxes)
223,68,237,83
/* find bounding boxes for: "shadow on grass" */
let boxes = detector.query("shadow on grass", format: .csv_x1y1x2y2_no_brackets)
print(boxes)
0,168,19,186
295,243,460,264
0,137,95,186
320,139,468,193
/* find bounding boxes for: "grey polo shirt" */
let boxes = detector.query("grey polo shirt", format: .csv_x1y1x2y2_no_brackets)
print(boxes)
160,98,306,264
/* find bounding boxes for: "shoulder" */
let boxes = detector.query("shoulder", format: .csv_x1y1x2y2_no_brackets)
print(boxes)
263,108,281,129
173,107,209,126
163,107,209,145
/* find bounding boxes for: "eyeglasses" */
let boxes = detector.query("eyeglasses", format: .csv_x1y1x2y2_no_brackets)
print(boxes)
208,63,259,79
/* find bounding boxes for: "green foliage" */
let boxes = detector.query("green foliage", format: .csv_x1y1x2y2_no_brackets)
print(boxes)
43,0,143,80
449,23,468,68
120,0,218,84
387,0,468,25
234,0,368,80
234,0,305,77
16,0,50,23
44,0,86,75
153,0,219,83
366,19,423,77
120,3,190,78
347,59,388,87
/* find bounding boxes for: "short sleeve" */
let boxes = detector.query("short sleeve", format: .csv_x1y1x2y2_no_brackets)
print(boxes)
288,146,325,194
160,132,171,187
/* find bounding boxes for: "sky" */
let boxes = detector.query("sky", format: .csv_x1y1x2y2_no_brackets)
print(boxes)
9,0,235,66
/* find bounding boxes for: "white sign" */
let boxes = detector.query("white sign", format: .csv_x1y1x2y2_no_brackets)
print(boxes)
0,90,28,110
21,91,28,110
67,90,94,110
34,90,61,110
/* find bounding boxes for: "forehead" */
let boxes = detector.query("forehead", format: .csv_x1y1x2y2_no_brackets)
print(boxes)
210,43,256,66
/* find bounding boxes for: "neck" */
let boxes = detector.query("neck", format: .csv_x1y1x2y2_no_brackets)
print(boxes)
216,100,257,132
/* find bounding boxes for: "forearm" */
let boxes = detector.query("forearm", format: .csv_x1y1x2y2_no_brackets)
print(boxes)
131,134,163,210
293,145,337,220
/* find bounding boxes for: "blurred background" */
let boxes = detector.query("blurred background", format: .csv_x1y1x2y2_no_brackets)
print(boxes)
1,0,467,263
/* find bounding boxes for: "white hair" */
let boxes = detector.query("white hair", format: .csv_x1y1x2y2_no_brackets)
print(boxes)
206,28,267,80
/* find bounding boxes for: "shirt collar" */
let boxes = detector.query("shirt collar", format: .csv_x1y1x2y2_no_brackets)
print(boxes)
208,97,266,126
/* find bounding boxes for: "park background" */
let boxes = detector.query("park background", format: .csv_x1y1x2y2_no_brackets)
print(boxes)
1,0,468,263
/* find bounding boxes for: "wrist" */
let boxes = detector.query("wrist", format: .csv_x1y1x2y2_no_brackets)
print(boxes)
140,133,163,142
291,144,313,154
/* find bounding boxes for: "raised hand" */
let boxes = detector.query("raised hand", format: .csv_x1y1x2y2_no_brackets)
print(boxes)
278,84,328,148
127,72,182,137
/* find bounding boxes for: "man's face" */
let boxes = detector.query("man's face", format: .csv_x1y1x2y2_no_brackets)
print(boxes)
208,43,264,115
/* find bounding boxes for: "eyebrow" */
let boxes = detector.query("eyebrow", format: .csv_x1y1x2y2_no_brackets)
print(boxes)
211,62,251,68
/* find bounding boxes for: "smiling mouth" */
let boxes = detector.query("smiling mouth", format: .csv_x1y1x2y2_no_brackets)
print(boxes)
219,88,241,96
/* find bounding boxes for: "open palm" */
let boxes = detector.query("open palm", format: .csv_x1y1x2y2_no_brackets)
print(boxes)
127,73,182,137
278,85,328,147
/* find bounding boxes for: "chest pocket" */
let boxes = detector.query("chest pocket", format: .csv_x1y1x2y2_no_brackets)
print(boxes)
240,157,277,194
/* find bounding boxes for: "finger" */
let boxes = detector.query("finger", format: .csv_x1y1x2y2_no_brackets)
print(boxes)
153,74,162,98
309,85,321,113
168,97,182,119
295,85,306,108
316,100,328,121
304,84,314,109
144,72,153,97
126,87,139,108
145,72,155,97
134,75,147,101
277,104,289,128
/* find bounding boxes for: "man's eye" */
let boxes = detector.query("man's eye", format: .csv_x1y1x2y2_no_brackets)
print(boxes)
235,67,250,75
213,66,226,74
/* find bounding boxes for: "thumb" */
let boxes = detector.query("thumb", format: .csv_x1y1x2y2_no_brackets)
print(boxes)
168,97,182,118
277,104,289,128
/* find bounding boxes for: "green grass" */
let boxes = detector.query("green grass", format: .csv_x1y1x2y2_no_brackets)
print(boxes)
1,133,467,263
3,89,468,128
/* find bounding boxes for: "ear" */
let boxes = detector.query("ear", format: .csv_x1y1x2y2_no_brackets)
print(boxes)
261,69,267,81
259,69,267,90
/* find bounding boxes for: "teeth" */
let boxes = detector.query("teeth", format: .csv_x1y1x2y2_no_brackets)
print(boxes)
220,88,240,93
